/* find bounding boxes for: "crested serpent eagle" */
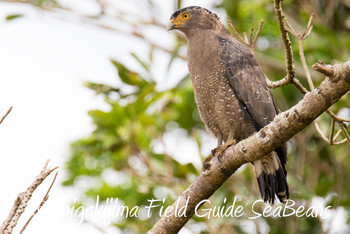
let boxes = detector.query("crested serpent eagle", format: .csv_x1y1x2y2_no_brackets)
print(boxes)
168,6,289,203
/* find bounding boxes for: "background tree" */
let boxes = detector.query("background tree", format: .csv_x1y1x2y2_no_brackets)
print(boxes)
3,0,350,233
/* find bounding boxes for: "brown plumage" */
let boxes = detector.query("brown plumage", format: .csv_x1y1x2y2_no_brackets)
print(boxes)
168,6,289,203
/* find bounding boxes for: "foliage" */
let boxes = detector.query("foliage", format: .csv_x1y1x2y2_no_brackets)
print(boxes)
63,57,202,232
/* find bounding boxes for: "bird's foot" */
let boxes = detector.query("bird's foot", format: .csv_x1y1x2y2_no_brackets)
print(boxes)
211,148,219,161
211,140,236,162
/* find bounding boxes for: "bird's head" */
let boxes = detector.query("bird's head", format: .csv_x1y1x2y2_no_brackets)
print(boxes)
167,6,222,36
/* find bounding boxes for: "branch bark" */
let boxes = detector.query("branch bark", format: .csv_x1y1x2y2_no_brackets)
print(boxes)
273,0,295,83
0,160,58,233
19,171,58,234
149,59,350,233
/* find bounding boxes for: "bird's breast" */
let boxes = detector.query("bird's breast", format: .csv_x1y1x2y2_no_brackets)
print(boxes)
189,62,252,142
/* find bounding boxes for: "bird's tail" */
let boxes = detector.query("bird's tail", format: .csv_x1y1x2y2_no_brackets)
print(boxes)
254,152,289,204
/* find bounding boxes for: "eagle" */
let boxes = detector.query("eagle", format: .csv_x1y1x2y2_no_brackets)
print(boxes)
168,6,289,203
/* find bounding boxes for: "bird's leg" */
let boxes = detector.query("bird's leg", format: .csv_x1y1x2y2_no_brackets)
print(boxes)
211,135,225,162
212,133,236,161
216,139,236,158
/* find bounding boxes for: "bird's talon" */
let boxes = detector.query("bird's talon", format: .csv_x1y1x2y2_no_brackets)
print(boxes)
217,152,222,162
217,148,223,162
211,147,223,162
211,148,217,156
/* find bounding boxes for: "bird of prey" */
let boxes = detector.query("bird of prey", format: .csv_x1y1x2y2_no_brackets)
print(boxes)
168,6,289,203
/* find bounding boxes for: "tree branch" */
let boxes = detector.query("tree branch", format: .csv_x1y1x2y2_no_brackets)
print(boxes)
270,8,349,145
19,171,59,234
0,107,13,125
312,60,334,76
273,0,295,83
228,19,264,53
149,59,350,233
0,160,58,233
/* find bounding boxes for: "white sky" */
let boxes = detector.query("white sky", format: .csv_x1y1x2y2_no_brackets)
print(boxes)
0,1,347,233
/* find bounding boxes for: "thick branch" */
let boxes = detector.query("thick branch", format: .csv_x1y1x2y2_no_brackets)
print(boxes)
149,60,350,233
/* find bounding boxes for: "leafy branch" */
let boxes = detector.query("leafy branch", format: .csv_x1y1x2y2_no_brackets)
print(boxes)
229,0,349,145
271,0,350,145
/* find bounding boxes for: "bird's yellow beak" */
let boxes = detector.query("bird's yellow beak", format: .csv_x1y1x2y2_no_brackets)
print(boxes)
167,11,190,31
167,19,176,31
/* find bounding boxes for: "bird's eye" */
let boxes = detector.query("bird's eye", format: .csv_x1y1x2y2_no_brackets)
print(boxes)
182,13,190,20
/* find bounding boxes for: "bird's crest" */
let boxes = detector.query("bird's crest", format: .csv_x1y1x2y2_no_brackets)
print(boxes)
170,6,219,20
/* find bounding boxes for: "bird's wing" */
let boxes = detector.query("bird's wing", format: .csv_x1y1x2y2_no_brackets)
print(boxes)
219,36,288,168
219,36,278,130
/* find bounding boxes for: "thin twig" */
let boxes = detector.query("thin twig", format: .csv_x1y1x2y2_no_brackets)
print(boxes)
334,138,348,145
274,0,295,82
19,171,59,234
268,1,311,93
314,120,349,145
243,32,249,44
298,39,314,90
329,119,335,145
327,109,350,123
302,14,314,39
267,76,289,89
228,19,250,47
249,28,254,47
314,122,329,143
285,14,315,91
339,124,350,146
333,129,342,141
227,19,264,52
292,78,309,94
267,74,308,94
253,20,264,48
284,19,297,36
0,107,13,125
28,3,188,61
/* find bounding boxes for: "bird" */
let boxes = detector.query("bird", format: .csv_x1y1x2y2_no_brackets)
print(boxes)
168,6,289,203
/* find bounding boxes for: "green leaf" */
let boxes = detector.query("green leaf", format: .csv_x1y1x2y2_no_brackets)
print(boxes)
110,59,149,88
6,14,22,21
131,52,150,73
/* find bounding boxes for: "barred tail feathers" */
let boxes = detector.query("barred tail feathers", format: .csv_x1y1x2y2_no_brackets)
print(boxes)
254,152,289,204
